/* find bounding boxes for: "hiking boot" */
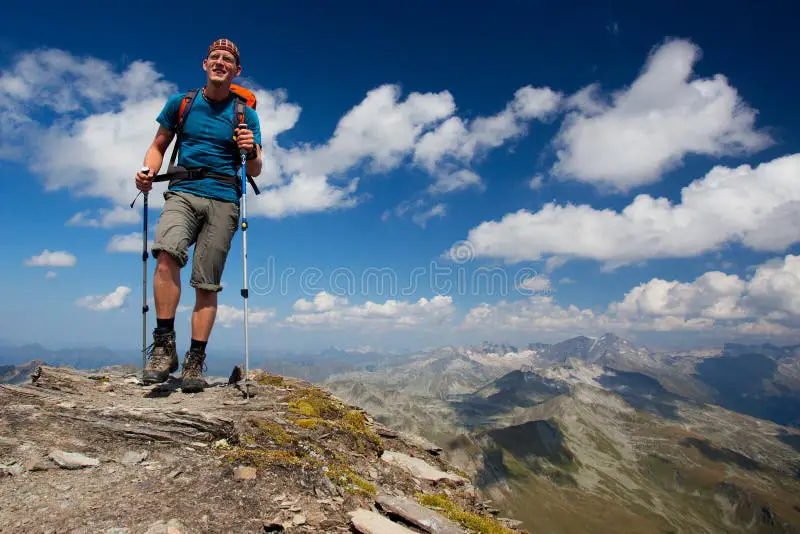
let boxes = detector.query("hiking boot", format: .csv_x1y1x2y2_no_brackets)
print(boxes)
181,349,207,393
142,329,179,385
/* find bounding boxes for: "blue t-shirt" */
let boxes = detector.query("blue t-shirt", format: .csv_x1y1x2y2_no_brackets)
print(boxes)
156,90,262,203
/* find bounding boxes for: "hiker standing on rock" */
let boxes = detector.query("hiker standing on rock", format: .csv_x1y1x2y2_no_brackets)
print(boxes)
134,38,262,392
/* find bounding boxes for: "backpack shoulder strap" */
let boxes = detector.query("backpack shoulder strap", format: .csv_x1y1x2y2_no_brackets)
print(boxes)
177,89,199,132
233,95,247,127
167,89,199,171
232,94,261,195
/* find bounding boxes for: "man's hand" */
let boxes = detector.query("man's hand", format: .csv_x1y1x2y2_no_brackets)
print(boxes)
235,124,255,155
135,167,154,192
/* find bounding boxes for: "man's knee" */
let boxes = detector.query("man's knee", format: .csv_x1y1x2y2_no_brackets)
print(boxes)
155,250,180,276
195,287,218,304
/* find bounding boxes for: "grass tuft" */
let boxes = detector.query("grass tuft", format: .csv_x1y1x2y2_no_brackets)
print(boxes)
249,417,293,446
250,369,286,387
326,463,377,497
416,492,516,534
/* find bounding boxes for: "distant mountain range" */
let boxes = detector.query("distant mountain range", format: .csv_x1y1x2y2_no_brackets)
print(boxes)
0,342,393,380
321,333,800,533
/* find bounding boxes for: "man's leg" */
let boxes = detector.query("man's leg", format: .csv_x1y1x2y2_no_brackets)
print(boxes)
143,191,199,385
180,196,239,393
154,250,181,322
191,287,217,346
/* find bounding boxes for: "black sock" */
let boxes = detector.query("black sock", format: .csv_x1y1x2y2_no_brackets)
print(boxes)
190,338,207,354
156,317,175,331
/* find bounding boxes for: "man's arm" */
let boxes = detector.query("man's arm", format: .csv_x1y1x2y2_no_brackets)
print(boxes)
245,144,262,177
144,126,175,172
135,126,175,191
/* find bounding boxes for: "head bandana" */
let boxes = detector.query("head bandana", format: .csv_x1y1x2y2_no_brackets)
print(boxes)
207,38,240,65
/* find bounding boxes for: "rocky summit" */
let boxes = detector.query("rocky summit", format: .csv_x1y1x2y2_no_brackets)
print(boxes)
0,365,526,533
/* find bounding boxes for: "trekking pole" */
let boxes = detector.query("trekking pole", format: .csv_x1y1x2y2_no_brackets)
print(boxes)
130,167,151,378
238,127,250,400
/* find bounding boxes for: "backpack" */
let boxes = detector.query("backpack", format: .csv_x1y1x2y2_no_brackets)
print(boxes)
154,83,261,195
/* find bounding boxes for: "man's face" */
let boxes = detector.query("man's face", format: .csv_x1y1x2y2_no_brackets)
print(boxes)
203,49,241,84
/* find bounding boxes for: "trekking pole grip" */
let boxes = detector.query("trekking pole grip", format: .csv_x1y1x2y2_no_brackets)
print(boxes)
238,123,248,155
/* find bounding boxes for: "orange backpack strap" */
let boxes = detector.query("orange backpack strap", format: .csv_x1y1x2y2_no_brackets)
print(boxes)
230,85,261,195
176,89,199,133
230,83,257,110
166,89,199,172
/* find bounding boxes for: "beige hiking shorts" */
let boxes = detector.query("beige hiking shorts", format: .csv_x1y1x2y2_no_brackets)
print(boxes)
151,190,239,292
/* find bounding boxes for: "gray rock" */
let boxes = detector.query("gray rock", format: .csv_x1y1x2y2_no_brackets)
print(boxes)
399,432,442,454
348,509,417,533
376,493,465,533
0,462,26,476
143,519,184,534
8,404,38,413
119,450,148,465
380,451,467,484
375,425,398,438
23,457,56,471
48,450,100,469
0,436,19,447
233,466,257,480
498,517,523,529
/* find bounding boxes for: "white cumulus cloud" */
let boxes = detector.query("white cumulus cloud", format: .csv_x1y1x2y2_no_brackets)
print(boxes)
23,249,76,267
608,271,748,320
462,295,606,334
608,254,800,332
551,38,772,191
415,86,562,194
75,285,130,311
460,254,800,339
411,203,447,228
106,232,152,253
66,206,141,228
285,291,455,329
454,153,800,268
517,275,552,294
216,304,276,328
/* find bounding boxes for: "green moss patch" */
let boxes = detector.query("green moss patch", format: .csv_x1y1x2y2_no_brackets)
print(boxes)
416,492,516,534
326,463,377,497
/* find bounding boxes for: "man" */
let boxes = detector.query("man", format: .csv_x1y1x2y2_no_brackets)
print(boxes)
134,38,262,392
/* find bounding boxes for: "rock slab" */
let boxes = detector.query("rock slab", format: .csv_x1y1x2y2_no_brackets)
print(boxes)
381,451,466,484
376,493,465,533
119,451,148,465
348,509,417,533
399,432,443,454
233,466,257,480
143,519,185,534
48,450,99,469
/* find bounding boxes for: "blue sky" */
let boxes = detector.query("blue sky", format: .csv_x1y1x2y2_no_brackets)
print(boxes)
2,0,800,354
